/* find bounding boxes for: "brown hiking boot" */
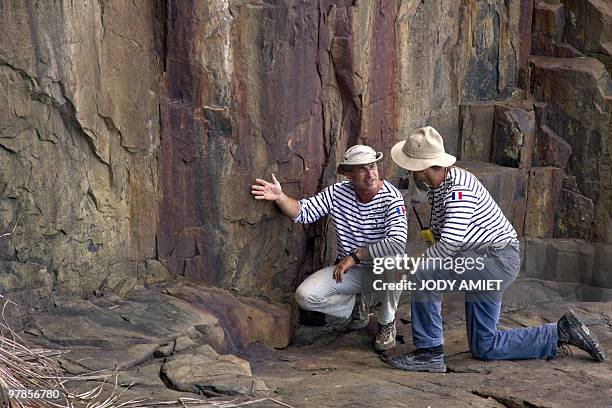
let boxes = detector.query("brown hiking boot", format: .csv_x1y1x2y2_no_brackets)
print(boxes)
374,320,396,352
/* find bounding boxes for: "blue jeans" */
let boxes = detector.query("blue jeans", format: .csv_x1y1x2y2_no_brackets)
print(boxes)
411,243,558,360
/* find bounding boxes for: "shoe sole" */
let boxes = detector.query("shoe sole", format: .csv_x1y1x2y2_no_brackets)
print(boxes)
374,339,396,353
347,319,370,331
567,309,606,362
381,355,446,373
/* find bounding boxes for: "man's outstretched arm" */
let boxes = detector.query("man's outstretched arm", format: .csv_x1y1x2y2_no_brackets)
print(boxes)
251,173,300,218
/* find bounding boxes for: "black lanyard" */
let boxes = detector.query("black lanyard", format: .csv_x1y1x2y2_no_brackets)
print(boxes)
429,167,450,228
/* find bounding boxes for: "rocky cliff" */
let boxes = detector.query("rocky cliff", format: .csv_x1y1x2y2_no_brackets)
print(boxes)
0,1,162,301
0,0,609,301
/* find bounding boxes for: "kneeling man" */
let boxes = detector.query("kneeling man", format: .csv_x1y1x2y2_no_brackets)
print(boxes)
382,126,606,372
252,145,407,351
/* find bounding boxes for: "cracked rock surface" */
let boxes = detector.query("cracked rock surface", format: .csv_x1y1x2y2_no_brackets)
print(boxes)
11,281,288,404
10,278,611,407
251,279,611,407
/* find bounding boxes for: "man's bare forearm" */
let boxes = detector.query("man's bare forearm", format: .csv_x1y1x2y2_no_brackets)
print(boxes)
276,192,300,219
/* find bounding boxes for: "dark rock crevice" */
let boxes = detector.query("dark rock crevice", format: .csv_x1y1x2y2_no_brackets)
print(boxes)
471,390,546,408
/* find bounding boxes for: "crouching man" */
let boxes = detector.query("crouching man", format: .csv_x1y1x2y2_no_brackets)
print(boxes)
251,145,407,351
382,126,606,372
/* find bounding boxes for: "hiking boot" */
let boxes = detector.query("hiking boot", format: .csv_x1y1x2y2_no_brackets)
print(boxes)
374,321,396,352
347,297,370,331
557,309,606,362
381,346,446,373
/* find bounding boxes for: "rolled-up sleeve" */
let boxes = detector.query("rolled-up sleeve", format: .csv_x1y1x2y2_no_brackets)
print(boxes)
291,185,334,224
368,195,408,258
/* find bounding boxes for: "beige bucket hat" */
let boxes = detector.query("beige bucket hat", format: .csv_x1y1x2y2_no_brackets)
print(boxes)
391,126,456,171
337,145,383,174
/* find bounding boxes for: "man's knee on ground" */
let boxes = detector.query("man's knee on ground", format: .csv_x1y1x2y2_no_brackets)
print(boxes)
469,337,495,360
470,348,491,361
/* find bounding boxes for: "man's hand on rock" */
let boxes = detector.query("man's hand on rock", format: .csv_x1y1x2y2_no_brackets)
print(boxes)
252,173,282,201
333,255,355,284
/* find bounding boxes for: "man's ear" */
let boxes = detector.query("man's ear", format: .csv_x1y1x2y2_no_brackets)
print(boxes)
423,166,438,179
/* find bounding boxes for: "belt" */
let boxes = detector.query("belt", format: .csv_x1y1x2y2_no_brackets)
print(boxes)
490,240,519,251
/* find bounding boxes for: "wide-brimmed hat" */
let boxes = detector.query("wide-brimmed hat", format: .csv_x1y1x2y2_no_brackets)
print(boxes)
337,145,383,174
391,126,456,171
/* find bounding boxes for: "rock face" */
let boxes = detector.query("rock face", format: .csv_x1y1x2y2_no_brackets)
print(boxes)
156,0,534,294
0,0,533,297
458,103,496,162
0,1,160,297
563,0,612,72
529,0,611,243
491,102,535,168
0,1,610,301
525,166,563,238
522,237,612,293
1,3,611,404
529,56,611,241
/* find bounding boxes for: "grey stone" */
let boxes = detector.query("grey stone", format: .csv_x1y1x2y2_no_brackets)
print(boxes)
0,261,53,295
142,259,173,286
116,363,165,387
533,124,572,168
12,281,612,407
532,1,565,56
591,243,612,288
458,161,528,236
160,282,292,349
458,103,495,162
563,0,612,69
530,56,611,241
154,342,175,358
491,103,535,169
524,167,563,238
554,189,595,239
522,237,599,286
174,335,198,353
160,344,269,397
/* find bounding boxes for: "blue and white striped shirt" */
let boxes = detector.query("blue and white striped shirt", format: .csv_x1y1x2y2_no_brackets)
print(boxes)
292,180,408,260
426,167,518,259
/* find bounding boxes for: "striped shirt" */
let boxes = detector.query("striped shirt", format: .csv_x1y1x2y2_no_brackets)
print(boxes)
426,167,518,259
292,180,408,260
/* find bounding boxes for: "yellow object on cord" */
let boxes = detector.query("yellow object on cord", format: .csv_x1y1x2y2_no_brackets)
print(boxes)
420,228,436,246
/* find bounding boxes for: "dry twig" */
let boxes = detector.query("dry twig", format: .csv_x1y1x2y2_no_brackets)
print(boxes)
0,221,18,238
0,295,141,408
